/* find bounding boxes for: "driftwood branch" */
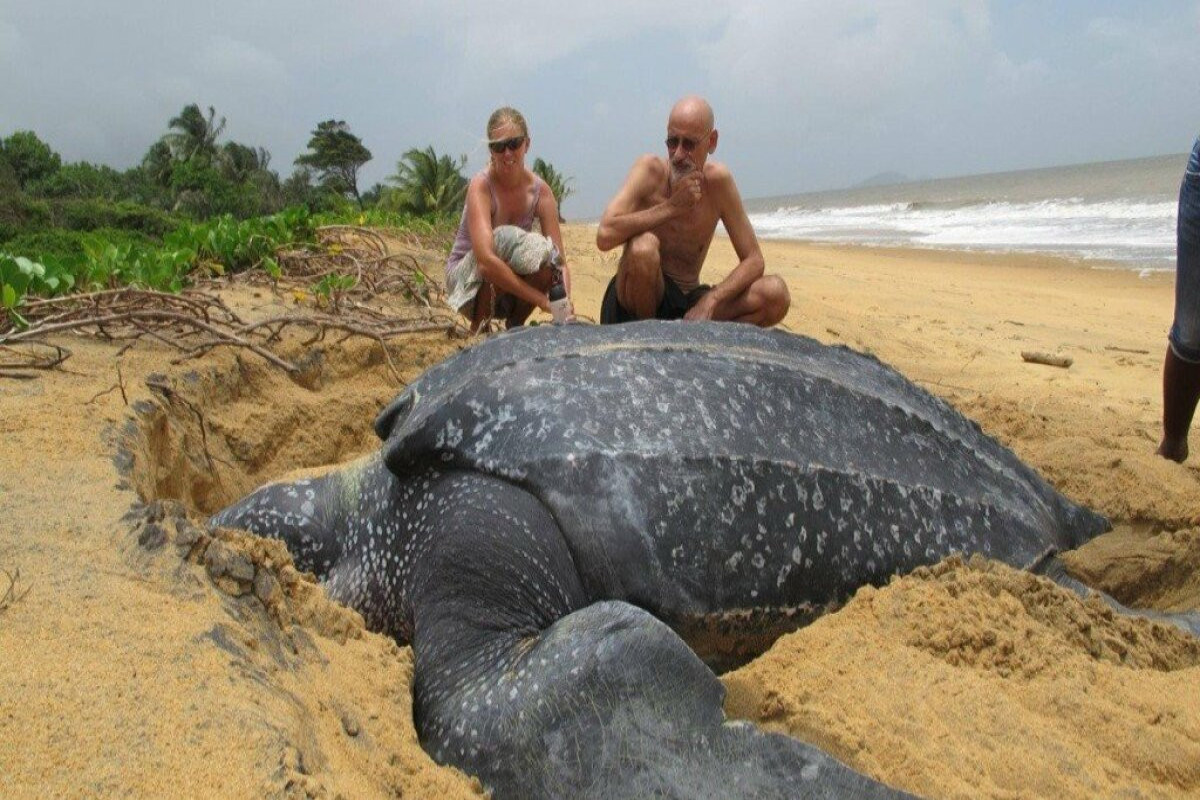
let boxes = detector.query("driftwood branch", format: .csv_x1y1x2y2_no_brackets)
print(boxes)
1021,351,1073,369
0,229,469,378
0,343,71,378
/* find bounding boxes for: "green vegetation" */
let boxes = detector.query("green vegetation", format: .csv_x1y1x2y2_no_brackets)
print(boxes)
1,254,72,322
0,104,575,329
295,120,373,209
532,158,574,222
387,146,468,217
0,207,319,323
4,228,153,263
51,199,178,236
1,131,62,189
28,161,137,200
165,104,226,163
0,193,51,241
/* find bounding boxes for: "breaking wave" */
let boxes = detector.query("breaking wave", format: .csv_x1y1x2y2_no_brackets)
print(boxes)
749,197,1177,270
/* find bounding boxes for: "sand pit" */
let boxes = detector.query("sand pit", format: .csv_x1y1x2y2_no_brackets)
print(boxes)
0,280,482,798
1,227,1198,798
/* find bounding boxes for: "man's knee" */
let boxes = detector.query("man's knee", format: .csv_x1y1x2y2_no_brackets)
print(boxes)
615,233,664,317
759,274,791,325
765,275,790,308
619,232,661,280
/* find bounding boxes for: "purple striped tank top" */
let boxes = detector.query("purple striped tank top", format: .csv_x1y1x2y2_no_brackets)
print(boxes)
446,171,542,272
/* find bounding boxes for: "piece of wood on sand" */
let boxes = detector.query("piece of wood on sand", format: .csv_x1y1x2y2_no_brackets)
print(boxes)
1021,351,1073,369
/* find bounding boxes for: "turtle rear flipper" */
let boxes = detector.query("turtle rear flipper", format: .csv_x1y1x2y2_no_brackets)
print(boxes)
468,601,917,799
408,473,915,799
1036,557,1200,638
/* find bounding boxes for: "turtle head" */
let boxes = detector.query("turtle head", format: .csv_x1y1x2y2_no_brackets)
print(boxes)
374,390,415,441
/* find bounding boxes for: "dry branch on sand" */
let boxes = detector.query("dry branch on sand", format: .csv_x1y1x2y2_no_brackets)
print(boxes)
0,567,31,614
0,342,71,379
0,228,469,381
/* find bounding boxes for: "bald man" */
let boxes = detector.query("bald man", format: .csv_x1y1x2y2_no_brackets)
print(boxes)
596,96,790,326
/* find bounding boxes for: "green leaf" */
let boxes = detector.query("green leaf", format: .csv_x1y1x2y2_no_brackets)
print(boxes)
1,283,17,309
16,256,45,280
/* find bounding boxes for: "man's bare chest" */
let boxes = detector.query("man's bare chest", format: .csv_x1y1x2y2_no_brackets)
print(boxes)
649,196,719,252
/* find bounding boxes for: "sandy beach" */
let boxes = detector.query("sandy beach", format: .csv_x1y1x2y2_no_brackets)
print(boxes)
1,223,1197,798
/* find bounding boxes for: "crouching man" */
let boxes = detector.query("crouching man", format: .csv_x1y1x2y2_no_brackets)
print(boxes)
596,95,790,326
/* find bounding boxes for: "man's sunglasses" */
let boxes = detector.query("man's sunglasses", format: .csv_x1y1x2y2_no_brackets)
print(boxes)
488,136,526,154
666,136,704,153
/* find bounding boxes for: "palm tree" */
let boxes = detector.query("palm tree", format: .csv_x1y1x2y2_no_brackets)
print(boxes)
141,139,175,188
220,142,272,183
166,104,226,163
387,146,467,216
532,158,574,222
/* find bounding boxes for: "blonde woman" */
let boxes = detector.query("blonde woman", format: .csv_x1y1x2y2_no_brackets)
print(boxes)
445,107,571,332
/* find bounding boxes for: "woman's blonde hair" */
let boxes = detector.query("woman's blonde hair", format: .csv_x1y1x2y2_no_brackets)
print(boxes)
487,107,528,139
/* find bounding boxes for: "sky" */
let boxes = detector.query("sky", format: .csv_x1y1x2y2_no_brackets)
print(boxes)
2,1,1199,218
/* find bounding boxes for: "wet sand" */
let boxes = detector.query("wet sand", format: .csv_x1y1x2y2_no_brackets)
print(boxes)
0,226,1196,798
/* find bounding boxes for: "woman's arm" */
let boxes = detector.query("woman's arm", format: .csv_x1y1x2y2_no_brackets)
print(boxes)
466,175,550,312
535,177,571,294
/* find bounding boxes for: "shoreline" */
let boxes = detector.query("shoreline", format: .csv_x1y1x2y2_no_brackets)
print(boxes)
568,219,1177,275
559,222,1178,322
754,237,1175,275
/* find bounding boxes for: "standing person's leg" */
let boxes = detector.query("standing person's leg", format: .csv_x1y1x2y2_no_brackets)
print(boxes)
1158,141,1200,462
1159,350,1200,462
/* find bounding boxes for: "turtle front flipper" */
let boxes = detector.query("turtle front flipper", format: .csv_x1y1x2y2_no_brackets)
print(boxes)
209,453,393,583
409,472,915,799
210,472,348,580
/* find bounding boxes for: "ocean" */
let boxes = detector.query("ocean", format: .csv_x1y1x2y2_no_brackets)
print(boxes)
745,154,1189,272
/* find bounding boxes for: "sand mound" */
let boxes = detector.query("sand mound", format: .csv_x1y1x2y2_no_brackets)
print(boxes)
959,395,1200,528
723,556,1200,799
103,316,479,798
111,495,484,799
1064,526,1200,612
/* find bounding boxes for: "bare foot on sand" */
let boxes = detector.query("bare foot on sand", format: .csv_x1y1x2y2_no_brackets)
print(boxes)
1157,438,1189,463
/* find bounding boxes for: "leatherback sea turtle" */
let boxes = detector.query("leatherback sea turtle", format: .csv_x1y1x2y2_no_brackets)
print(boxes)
214,321,1130,798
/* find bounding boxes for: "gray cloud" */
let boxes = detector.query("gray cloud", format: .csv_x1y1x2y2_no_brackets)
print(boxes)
2,1,1198,217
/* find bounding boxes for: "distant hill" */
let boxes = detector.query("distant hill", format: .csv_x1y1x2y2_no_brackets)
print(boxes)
852,171,911,189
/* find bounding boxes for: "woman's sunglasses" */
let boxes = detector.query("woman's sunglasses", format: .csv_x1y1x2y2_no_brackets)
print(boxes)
488,136,526,154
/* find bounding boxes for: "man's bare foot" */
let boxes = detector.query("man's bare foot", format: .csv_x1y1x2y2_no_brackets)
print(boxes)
1156,438,1189,463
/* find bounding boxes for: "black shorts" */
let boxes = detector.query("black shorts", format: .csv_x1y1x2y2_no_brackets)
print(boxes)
599,274,711,324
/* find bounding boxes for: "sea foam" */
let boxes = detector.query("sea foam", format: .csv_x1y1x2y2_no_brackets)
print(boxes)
749,198,1177,270
746,155,1186,270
